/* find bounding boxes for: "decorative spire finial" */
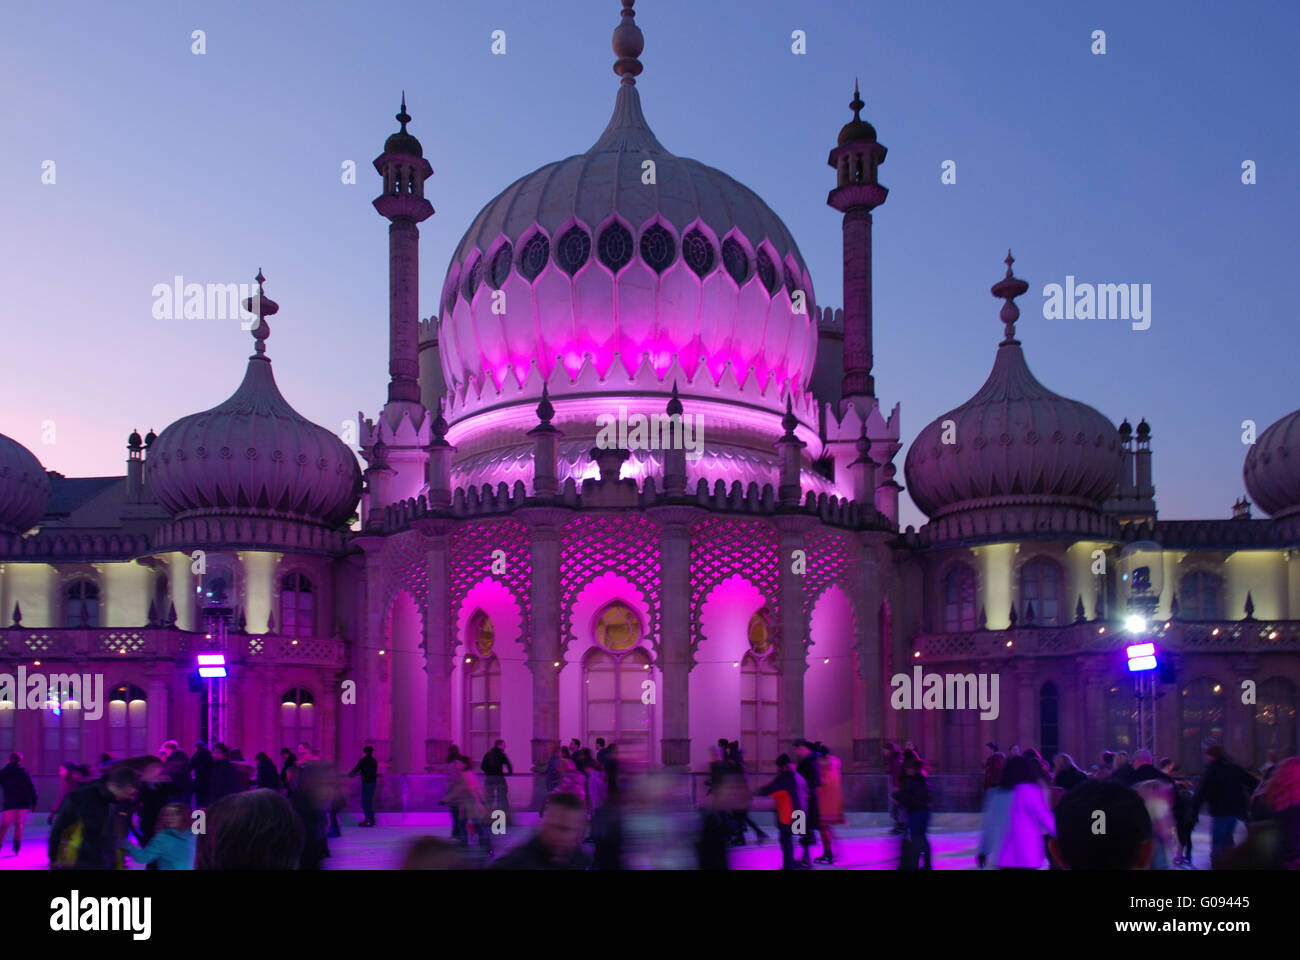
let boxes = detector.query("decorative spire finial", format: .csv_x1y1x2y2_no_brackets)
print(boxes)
612,0,644,85
990,249,1029,346
537,382,555,426
666,380,682,417
242,268,279,353
851,78,864,120
781,393,798,437
397,92,410,132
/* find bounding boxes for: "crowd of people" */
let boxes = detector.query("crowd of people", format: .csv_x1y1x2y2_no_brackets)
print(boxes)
954,741,1299,870
4,732,1296,871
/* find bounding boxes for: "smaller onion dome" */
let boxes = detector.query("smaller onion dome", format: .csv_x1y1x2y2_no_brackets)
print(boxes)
1244,407,1300,519
382,93,423,157
904,252,1121,521
0,432,51,534
146,272,362,528
838,80,878,146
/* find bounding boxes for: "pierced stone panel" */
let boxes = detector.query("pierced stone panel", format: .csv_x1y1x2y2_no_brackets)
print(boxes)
640,223,676,274
449,520,532,648
555,225,591,276
802,529,861,627
683,228,715,278
488,242,514,289
597,222,634,273
722,237,749,285
561,515,662,650
690,517,780,652
518,232,550,282
756,248,778,295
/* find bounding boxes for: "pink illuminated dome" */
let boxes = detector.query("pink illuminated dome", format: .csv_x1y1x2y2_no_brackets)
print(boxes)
435,6,816,406
1243,407,1300,519
904,254,1121,521
0,431,51,535
146,275,362,529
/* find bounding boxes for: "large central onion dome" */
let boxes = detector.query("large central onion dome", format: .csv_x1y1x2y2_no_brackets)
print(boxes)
437,1,816,405
147,276,361,529
0,431,51,535
905,255,1121,521
1244,408,1300,520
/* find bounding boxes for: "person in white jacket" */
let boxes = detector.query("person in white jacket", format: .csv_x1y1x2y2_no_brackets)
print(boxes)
992,755,1057,869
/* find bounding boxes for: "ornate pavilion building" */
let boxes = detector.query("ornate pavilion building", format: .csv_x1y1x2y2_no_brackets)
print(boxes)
0,2,1295,804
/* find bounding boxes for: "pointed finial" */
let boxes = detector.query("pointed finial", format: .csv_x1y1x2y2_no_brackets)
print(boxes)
397,92,411,132
851,78,864,119
781,393,798,437
612,0,644,85
242,269,279,353
537,382,555,425
666,380,683,416
991,249,1029,345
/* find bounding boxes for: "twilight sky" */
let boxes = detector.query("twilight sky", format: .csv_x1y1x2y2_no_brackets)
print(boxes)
1,0,1296,531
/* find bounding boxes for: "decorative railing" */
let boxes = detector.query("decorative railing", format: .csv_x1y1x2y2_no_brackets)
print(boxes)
0,627,345,667
913,619,1300,662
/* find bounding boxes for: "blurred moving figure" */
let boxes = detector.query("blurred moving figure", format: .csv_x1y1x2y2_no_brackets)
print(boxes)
1192,744,1258,867
49,766,141,869
1050,779,1154,870
400,836,470,870
489,792,590,870
196,788,303,870
120,802,196,870
755,754,808,870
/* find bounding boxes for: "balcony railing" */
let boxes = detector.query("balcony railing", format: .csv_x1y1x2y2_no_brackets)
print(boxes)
913,619,1300,662
0,627,345,667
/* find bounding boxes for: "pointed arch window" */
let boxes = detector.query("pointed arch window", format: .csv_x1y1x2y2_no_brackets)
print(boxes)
555,225,591,276
943,564,977,632
281,573,314,638
1256,677,1297,758
465,611,501,761
682,228,715,277
488,242,514,289
721,237,749,285
41,680,81,764
66,580,99,628
584,646,652,766
756,248,778,295
639,223,676,274
518,232,550,282
741,652,779,772
597,222,634,273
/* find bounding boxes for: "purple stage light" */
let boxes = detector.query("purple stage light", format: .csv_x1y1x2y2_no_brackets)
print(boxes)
1126,642,1157,672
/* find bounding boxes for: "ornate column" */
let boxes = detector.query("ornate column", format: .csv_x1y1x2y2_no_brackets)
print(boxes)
853,533,886,770
517,508,566,773
649,505,697,769
353,536,388,766
414,518,456,770
1229,655,1257,763
774,515,816,753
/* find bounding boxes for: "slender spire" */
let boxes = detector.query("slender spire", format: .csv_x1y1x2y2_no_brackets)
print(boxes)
612,0,644,85
666,380,682,417
242,268,279,354
851,78,864,119
991,249,1029,345
397,91,410,132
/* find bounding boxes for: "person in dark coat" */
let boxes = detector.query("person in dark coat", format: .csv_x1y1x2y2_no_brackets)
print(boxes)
489,791,589,870
279,747,298,794
207,743,248,805
49,767,141,869
793,738,822,869
349,746,379,827
1191,744,1259,866
1221,757,1300,870
161,741,191,805
0,753,38,854
1128,749,1177,791
290,760,332,869
480,740,513,821
191,741,213,807
255,752,282,792
984,742,1006,792
754,754,809,870
894,756,933,869
884,742,905,834
1052,752,1088,792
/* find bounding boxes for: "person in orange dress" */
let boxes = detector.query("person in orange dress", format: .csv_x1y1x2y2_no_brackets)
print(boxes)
814,743,845,864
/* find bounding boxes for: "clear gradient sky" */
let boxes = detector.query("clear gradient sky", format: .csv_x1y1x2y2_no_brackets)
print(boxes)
2,0,1296,531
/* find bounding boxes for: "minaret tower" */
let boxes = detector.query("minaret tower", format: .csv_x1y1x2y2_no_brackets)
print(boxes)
827,81,888,409
362,95,435,513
